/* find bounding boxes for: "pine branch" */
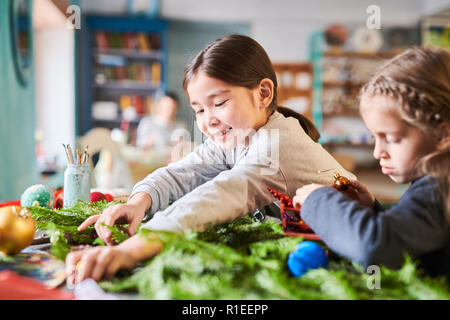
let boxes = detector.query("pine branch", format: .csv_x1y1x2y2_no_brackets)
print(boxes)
26,204,449,300
27,200,130,260
28,206,87,227
51,212,448,300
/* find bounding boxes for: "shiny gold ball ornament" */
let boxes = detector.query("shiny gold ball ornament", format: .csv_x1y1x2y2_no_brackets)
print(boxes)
333,173,350,191
0,206,36,255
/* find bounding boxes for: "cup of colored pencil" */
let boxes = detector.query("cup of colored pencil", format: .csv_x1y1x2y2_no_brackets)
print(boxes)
62,144,91,207
62,144,90,165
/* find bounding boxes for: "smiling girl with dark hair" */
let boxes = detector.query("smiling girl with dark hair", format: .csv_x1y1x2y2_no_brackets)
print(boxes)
65,34,354,284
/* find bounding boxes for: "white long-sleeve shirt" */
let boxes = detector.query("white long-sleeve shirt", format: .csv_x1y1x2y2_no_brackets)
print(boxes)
132,111,356,233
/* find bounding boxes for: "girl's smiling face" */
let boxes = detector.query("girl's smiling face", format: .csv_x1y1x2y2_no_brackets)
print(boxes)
360,95,438,184
187,71,271,149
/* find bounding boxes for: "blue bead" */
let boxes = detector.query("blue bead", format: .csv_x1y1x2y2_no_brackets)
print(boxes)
287,241,328,277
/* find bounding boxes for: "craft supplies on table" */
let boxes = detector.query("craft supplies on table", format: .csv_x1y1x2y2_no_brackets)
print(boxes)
62,144,91,208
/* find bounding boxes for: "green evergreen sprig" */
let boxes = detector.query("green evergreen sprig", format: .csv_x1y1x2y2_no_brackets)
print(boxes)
99,215,450,300
27,203,450,300
27,200,130,260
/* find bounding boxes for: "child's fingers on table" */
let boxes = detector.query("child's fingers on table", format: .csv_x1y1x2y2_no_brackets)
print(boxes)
77,214,100,231
103,210,128,245
128,217,142,236
65,251,82,274
76,249,99,283
103,204,128,226
94,219,113,245
65,250,84,285
91,248,114,281
104,255,125,280
94,216,107,240
93,207,123,245
65,249,84,265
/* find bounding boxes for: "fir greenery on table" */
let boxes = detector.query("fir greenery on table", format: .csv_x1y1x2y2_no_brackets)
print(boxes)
27,201,450,300
28,201,129,259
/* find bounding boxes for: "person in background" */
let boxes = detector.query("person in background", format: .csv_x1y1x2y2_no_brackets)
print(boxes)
135,91,185,149
293,46,450,279
65,34,355,284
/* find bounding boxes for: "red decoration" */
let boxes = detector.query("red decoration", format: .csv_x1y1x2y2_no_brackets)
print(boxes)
90,192,107,203
104,193,114,202
267,187,319,240
0,201,21,208
52,189,64,209
54,189,64,198
54,192,64,209
267,173,351,239
0,270,74,300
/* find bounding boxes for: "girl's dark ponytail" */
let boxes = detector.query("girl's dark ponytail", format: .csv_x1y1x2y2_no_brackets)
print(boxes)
276,106,321,142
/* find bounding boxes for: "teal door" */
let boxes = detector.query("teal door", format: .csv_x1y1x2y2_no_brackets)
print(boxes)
0,0,37,200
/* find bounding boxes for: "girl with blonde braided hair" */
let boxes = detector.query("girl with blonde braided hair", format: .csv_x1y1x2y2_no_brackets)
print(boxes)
293,46,450,278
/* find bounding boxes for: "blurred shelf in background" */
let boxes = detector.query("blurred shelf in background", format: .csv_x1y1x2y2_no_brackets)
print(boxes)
307,25,420,204
93,48,164,60
77,15,168,135
93,81,161,92
309,26,421,173
273,62,314,121
322,49,399,60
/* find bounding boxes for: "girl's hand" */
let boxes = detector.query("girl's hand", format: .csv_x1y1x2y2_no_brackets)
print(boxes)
65,245,138,285
66,233,163,285
78,192,151,246
292,183,324,208
342,180,375,208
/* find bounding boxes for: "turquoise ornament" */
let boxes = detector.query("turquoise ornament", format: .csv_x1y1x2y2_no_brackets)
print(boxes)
287,241,328,277
21,184,54,208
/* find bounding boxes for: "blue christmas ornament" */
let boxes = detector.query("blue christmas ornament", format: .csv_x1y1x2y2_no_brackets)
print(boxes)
21,184,54,208
287,241,328,277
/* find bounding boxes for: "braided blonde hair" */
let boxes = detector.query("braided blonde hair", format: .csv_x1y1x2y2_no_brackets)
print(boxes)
360,46,450,219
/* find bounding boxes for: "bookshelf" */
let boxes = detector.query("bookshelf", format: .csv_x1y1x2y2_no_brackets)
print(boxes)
309,31,403,170
77,15,168,135
273,63,313,121
307,27,420,204
319,49,399,122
